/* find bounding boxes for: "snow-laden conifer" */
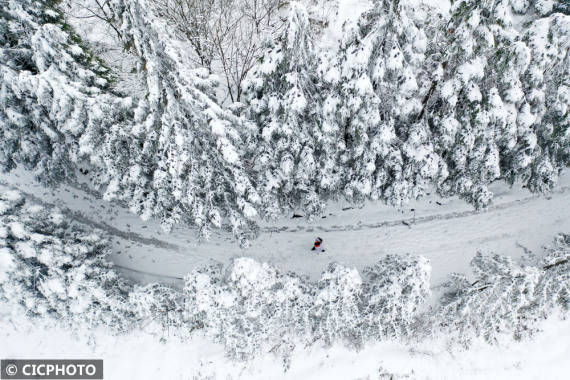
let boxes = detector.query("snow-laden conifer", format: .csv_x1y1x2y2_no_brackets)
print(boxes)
0,0,129,185
424,0,570,207
243,3,338,218
101,0,261,243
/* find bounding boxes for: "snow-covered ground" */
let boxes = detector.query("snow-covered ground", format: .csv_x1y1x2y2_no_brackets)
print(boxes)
1,316,569,379
1,168,569,290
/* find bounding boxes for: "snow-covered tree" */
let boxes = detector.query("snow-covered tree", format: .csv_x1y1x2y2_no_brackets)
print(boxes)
423,0,570,207
334,0,444,206
0,0,128,185
243,3,339,218
361,254,431,340
183,258,311,359
310,262,363,346
0,190,133,331
155,0,286,103
129,282,186,339
182,255,433,355
437,253,542,344
535,233,570,313
517,12,570,192
99,0,261,244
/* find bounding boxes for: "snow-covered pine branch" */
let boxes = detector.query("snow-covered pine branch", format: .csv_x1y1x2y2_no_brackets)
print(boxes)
0,0,131,185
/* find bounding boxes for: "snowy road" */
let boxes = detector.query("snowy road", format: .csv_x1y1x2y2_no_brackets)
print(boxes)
2,170,569,286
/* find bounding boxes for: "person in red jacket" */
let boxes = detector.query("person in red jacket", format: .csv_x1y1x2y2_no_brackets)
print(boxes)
311,237,325,253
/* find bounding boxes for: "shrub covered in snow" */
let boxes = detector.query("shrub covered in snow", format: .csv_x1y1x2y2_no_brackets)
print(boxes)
436,234,570,345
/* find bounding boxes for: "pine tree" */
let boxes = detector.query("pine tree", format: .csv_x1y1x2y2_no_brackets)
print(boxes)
361,254,431,340
517,12,570,192
102,0,261,244
423,0,570,207
437,239,570,346
0,0,127,185
336,0,443,206
183,258,311,359
0,190,133,331
243,2,338,219
311,262,363,346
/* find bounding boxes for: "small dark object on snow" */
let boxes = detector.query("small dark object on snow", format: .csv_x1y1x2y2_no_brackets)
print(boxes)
292,213,304,219
543,258,569,270
402,221,411,227
342,207,354,211
311,237,325,252
436,201,443,206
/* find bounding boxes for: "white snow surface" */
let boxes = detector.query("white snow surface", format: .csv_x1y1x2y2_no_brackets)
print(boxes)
1,316,569,379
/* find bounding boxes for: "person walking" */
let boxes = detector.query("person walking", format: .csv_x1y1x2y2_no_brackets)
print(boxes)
311,237,325,253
